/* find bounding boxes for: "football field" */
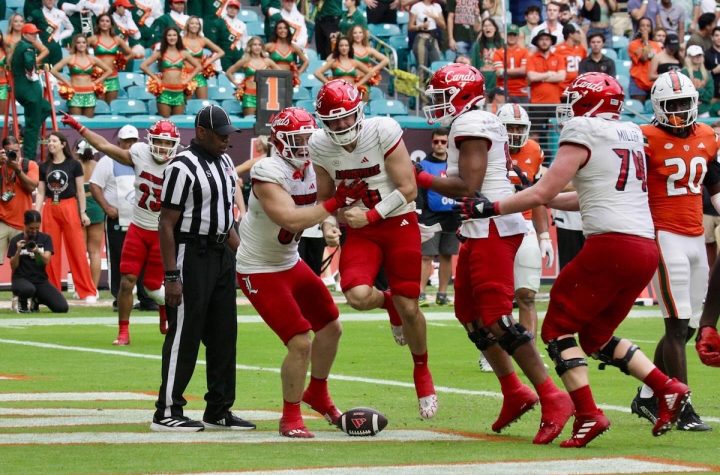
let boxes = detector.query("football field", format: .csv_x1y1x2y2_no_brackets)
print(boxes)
1,299,719,474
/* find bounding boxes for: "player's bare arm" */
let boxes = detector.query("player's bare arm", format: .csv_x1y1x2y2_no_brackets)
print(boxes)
159,207,182,307
422,138,489,198
255,181,338,234
315,164,342,246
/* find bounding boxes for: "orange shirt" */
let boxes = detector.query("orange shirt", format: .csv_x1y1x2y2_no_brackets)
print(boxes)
493,45,530,97
642,123,718,236
509,139,544,220
527,51,566,104
0,160,39,230
554,42,587,91
629,39,662,91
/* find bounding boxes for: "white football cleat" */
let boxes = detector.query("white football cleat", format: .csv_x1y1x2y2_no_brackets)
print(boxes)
419,394,438,419
391,325,407,346
478,355,493,373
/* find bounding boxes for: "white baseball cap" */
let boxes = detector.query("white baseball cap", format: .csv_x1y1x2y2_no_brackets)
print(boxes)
687,45,704,57
118,125,139,139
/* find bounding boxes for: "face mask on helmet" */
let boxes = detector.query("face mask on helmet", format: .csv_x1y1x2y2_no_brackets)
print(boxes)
274,129,315,168
149,136,179,163
506,124,530,148
423,88,458,126
656,96,698,129
318,103,364,146
556,91,576,126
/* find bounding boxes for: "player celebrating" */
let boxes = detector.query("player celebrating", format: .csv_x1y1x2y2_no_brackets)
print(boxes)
62,114,180,345
310,79,438,419
236,107,367,438
456,72,692,447
415,63,572,444
630,71,720,431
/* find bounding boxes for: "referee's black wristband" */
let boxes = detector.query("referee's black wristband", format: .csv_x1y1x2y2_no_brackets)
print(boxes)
165,270,181,282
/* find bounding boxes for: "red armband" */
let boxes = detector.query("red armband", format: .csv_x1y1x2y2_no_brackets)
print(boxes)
322,197,340,213
416,171,434,189
365,208,382,223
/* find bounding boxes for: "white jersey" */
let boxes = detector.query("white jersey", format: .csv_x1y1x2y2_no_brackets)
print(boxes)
236,155,317,273
559,116,655,239
268,5,308,48
447,110,526,238
129,143,168,231
43,6,74,43
309,116,415,218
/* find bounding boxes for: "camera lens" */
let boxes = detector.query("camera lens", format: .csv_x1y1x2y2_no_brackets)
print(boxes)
26,241,36,251
7,150,16,160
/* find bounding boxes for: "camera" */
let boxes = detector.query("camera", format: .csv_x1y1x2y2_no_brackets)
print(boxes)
1,190,14,202
26,241,37,251
6,150,16,160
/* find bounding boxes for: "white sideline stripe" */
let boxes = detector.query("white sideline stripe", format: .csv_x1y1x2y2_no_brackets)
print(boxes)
190,458,707,474
0,430,469,445
0,338,718,423
0,308,662,328
0,409,285,428
0,392,156,402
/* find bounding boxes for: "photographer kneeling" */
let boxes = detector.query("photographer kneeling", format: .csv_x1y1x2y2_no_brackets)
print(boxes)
8,210,68,313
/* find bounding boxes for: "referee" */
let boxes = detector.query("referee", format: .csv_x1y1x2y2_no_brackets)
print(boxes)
151,105,255,432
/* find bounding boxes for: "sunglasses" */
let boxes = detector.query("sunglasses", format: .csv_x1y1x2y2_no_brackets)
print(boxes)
433,139,447,144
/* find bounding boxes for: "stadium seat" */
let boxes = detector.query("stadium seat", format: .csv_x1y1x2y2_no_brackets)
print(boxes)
217,75,235,88
612,35,629,51
444,49,456,61
387,35,408,51
310,85,322,99
615,60,631,77
221,99,243,115
147,99,157,115
601,48,618,60
110,99,148,115
430,60,451,71
623,99,641,115
247,22,264,38
239,10,259,23
369,99,407,116
368,24,402,38
368,87,384,101
186,99,220,115
301,72,323,89
616,73,629,91
127,85,157,101
118,72,144,89
305,49,319,62
396,11,409,25
295,99,316,112
0,20,8,33
293,87,311,101
307,59,326,73
94,100,111,115
210,86,237,101
14,102,24,115
53,99,67,114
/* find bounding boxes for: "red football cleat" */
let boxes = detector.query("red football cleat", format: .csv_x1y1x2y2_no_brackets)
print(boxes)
560,410,611,448
492,384,539,433
653,378,690,437
159,305,168,335
302,389,342,426
113,335,130,346
279,418,314,438
533,390,575,444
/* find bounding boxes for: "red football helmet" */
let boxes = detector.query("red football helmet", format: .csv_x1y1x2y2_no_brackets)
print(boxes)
315,79,364,146
270,107,318,168
147,120,180,163
556,72,624,124
424,63,485,126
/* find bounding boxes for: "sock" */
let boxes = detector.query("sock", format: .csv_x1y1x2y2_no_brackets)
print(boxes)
639,384,654,398
305,376,328,398
412,352,434,398
282,399,302,420
381,291,403,326
569,385,599,417
412,351,428,367
534,376,559,400
498,372,523,395
642,367,669,393
118,320,129,337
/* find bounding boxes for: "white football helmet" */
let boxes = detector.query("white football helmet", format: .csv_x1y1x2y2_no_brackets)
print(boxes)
650,71,698,129
497,104,531,148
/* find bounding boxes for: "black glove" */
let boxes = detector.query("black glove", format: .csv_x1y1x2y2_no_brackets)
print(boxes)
512,165,532,193
453,194,499,220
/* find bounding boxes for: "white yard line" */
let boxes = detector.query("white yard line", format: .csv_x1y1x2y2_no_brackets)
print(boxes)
0,392,156,401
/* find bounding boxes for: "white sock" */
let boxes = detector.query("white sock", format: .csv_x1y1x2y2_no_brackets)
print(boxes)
639,384,654,398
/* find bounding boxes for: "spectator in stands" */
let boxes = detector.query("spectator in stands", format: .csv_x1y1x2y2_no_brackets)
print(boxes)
0,137,38,268
34,131,97,302
493,24,530,103
687,12,715,53
339,0,367,36
314,0,343,60
31,0,74,66
51,34,112,118
153,0,189,40
111,0,142,47
481,0,505,27
6,14,49,65
530,1,564,46
409,0,445,84
471,19,503,93
350,25,390,92
62,0,108,38
555,23,587,91
267,0,310,49
447,0,480,56
88,13,135,105
526,30,566,148
226,36,281,116
183,16,224,100
629,0,659,32
683,45,718,117
485,86,506,113
653,25,667,44
705,27,720,101
260,0,281,39
215,0,247,72
265,19,310,87
313,36,373,97
628,17,662,102
581,0,617,47
692,0,717,33
655,0,685,39
142,27,201,117
579,31,617,75
9,210,69,314
518,5,542,48
129,0,163,49
77,140,105,289
365,0,399,25
649,32,682,81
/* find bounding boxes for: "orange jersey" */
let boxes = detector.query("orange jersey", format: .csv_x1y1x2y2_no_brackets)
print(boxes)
554,43,587,90
493,45,529,97
628,39,662,91
527,51,566,104
642,123,719,236
509,139,544,219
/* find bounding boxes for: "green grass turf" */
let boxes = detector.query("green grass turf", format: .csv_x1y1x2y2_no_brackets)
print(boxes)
0,299,719,474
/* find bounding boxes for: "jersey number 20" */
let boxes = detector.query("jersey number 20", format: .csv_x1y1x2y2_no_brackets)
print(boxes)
664,156,707,196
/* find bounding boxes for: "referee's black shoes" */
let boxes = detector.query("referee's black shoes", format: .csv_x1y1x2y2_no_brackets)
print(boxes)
150,415,205,432
203,411,257,430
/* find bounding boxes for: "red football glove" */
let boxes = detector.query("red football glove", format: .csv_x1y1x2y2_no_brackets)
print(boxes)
322,179,368,213
414,161,433,189
61,111,85,133
696,326,720,367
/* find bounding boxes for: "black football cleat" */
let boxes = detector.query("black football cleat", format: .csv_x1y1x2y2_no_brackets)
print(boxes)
630,387,657,424
677,402,712,432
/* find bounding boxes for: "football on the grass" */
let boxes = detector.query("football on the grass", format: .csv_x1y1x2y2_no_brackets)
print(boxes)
337,407,388,436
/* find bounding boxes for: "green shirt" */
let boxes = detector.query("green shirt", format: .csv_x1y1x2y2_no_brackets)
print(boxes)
317,0,342,19
682,68,714,116
11,39,42,98
339,9,367,36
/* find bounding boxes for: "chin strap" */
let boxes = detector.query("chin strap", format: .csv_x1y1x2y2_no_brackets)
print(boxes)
292,161,309,180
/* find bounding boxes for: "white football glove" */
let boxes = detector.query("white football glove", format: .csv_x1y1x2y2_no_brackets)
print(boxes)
538,232,555,268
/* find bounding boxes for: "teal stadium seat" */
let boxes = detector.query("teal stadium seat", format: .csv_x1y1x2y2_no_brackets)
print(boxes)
301,72,323,89
602,48,618,60
210,86,237,101
310,85,322,99
0,21,8,33
186,99,220,114
147,99,157,115
368,87,384,101
53,99,67,113
644,100,655,115
127,85,157,101
396,11,409,25
118,72,145,89
368,24,401,38
293,87,311,101
307,59,326,73
246,22,265,39
616,74,629,91
622,99,641,116
615,60,630,78
305,49,319,62
221,99,243,115
431,60,451,71
110,99,148,115
239,10,259,23
217,75,235,88
613,35,629,60
295,99,316,112
94,100,111,115
369,99,407,116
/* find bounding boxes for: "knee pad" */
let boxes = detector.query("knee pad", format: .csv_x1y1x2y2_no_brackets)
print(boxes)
547,337,587,377
497,315,533,355
144,285,165,305
467,322,497,351
592,336,639,375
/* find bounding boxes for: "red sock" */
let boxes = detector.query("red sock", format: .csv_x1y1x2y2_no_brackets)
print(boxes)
282,399,302,420
498,372,523,395
643,367,669,393
118,320,129,337
306,376,328,396
412,352,434,398
412,351,428,367
569,385,599,416
381,291,403,326
534,376,559,399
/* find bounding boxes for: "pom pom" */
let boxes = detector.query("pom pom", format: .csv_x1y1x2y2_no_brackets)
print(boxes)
114,52,128,72
234,83,245,100
368,71,381,87
289,62,301,87
147,75,163,97
184,78,198,97
202,55,216,78
94,81,106,96
58,84,75,100
91,66,104,80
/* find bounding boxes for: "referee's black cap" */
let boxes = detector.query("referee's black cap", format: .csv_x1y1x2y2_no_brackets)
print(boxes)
195,104,240,135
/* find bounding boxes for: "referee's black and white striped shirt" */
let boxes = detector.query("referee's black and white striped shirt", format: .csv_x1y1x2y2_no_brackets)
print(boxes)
161,141,238,236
